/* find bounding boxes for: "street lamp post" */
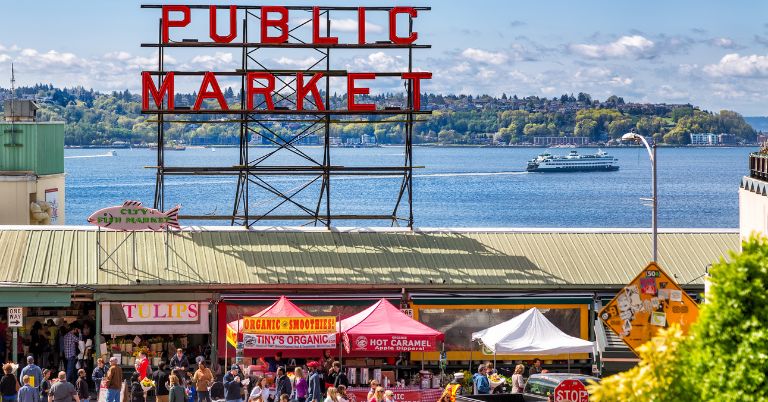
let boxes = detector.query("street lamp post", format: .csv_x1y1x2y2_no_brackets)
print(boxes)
622,133,657,262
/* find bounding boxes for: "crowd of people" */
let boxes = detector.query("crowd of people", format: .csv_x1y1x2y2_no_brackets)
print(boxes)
438,359,547,402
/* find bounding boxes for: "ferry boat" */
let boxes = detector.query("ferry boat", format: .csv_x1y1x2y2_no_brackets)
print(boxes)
526,149,619,172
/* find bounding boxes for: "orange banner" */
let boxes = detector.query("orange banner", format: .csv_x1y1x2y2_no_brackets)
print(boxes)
599,262,699,354
243,316,337,334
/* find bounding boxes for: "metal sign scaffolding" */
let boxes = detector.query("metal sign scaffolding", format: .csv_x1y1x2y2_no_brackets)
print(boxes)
140,5,431,228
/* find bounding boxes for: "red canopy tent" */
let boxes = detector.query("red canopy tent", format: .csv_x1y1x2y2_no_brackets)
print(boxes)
339,298,444,354
224,296,331,358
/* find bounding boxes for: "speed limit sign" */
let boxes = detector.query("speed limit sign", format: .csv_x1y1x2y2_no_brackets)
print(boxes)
554,379,589,402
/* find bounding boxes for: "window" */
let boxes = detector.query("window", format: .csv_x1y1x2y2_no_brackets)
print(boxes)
524,379,556,396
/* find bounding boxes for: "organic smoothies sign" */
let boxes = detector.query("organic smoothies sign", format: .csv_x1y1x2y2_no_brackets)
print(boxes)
599,262,700,354
242,316,336,334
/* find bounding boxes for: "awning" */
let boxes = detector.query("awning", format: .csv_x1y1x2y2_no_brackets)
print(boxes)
339,298,444,353
471,307,594,355
0,287,73,307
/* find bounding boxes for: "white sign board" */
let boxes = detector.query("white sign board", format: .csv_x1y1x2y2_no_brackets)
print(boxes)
8,307,23,327
45,188,59,225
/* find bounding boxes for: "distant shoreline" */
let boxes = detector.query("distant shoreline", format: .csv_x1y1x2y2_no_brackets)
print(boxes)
64,144,762,149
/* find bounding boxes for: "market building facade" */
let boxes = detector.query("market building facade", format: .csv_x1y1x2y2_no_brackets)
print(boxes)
0,226,737,379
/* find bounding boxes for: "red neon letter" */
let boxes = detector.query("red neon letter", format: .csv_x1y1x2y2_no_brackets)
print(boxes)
389,7,418,44
358,7,366,44
142,72,175,110
296,73,325,111
193,72,228,110
347,73,376,111
209,5,237,43
161,5,191,44
312,7,338,45
261,6,289,44
246,72,275,110
401,72,432,110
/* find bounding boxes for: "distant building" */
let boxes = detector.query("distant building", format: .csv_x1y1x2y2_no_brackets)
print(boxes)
361,134,376,145
0,100,66,225
740,148,768,240
533,136,589,146
690,133,718,145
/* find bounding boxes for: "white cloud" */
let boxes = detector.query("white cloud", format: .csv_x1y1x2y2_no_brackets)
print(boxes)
710,37,739,49
461,48,508,65
703,53,768,78
348,52,405,72
570,35,655,59
0,54,10,63
290,18,383,33
187,52,235,70
274,56,320,69
104,51,132,61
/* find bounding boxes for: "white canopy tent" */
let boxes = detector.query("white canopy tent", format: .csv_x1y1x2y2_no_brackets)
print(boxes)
471,307,594,371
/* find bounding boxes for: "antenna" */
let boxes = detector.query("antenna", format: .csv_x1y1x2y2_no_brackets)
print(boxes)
9,63,16,120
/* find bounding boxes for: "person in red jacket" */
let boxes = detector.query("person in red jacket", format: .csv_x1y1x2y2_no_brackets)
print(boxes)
135,352,150,380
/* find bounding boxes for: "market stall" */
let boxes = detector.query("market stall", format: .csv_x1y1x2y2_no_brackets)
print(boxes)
339,299,445,402
471,307,594,391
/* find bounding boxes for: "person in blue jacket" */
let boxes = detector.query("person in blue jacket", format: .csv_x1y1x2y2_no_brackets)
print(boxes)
223,365,243,402
472,364,490,394
306,361,324,402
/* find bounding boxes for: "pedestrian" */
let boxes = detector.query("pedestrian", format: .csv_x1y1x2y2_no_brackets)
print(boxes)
75,370,89,402
368,387,383,402
381,391,394,402
335,386,348,402
129,373,144,402
168,375,186,402
40,370,52,402
259,353,282,373
154,362,170,402
191,361,213,402
471,364,489,395
326,363,347,389
223,365,242,402
437,373,463,402
248,377,268,402
290,368,307,402
528,359,543,376
1,363,19,402
91,359,107,394
20,357,42,390
322,387,337,402
169,350,189,381
134,353,149,381
365,381,378,402
279,396,289,402
306,362,322,402
273,368,291,401
62,326,81,384
104,357,122,402
48,371,78,402
510,365,525,394
17,376,39,402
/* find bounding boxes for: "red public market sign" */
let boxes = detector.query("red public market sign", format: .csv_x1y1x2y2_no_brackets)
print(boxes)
554,379,589,402
141,5,432,113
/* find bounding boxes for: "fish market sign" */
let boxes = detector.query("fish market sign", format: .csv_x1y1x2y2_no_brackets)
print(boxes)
88,201,180,231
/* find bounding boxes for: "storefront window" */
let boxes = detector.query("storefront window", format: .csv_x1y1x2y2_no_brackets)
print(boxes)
416,307,582,351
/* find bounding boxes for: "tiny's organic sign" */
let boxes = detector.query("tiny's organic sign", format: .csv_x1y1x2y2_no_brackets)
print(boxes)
88,201,180,231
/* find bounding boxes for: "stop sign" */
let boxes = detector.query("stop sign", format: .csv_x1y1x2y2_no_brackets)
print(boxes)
554,379,589,402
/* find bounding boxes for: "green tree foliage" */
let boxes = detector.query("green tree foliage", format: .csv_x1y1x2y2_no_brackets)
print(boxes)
589,236,768,401
2,86,756,146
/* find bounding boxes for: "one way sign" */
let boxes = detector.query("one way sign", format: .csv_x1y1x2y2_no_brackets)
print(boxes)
8,307,22,328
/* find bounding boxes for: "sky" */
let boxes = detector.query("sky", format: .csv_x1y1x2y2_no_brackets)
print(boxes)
2,0,768,115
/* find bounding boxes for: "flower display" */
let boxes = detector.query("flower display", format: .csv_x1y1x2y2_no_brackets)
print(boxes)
140,378,156,388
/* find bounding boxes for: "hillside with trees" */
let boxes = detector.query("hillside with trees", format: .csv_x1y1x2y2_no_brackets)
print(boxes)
0,85,758,146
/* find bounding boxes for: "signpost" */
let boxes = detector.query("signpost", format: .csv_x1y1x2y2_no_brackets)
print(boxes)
599,262,700,354
8,307,22,363
554,379,589,402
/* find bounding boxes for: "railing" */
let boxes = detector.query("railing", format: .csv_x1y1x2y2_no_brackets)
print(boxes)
750,152,768,181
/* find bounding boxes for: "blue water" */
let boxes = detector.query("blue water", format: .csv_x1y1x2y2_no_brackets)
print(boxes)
63,146,754,228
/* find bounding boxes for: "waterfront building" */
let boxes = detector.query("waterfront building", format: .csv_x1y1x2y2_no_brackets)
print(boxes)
690,133,718,145
0,226,735,374
0,100,65,225
740,146,768,239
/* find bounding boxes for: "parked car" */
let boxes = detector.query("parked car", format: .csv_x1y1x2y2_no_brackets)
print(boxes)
523,373,600,401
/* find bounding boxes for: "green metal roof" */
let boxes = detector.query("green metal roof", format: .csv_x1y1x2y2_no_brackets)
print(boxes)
0,122,65,175
0,227,739,291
